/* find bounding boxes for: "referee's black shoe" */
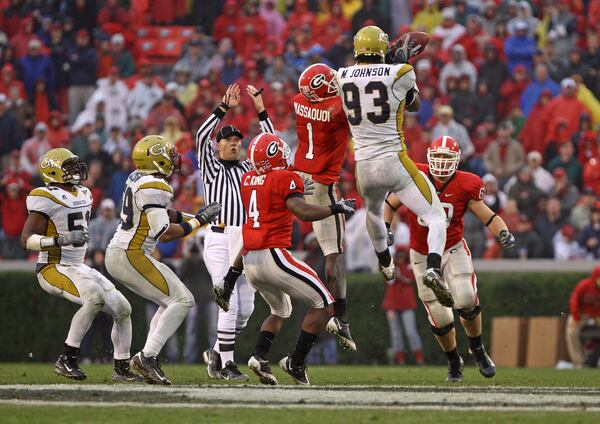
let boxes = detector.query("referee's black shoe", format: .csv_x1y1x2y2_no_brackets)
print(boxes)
221,361,250,381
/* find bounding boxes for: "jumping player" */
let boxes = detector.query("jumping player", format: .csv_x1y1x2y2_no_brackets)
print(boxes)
293,63,355,351
21,148,139,382
336,26,451,308
384,136,515,382
239,133,356,385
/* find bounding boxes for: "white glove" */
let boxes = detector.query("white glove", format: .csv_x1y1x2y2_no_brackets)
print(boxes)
57,230,89,247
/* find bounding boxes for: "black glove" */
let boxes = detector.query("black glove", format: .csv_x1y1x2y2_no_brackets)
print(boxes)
330,199,357,219
498,230,515,249
56,230,89,247
195,202,221,225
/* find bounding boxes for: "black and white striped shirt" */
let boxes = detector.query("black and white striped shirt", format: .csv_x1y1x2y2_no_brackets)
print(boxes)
196,107,275,227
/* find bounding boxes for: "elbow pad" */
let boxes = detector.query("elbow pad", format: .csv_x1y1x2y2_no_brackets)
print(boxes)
146,208,170,240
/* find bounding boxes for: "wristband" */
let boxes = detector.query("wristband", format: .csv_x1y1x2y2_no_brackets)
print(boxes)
485,214,498,227
175,211,183,223
180,218,201,236
329,204,341,215
26,234,56,251
224,266,243,282
219,102,230,111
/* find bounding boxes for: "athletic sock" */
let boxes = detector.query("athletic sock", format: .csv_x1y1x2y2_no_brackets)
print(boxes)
444,347,461,363
63,343,79,357
376,248,392,267
291,330,319,367
114,358,129,370
333,298,348,323
220,349,234,367
468,335,483,351
254,331,275,359
426,253,442,270
395,351,406,365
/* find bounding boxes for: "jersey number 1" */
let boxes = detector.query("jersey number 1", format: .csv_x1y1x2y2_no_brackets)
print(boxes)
305,122,314,160
249,190,260,228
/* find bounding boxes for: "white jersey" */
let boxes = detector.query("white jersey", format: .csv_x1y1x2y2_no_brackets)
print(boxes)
26,185,92,266
335,63,417,161
108,171,174,254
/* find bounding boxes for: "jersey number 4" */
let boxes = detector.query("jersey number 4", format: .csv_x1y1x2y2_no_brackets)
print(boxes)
249,190,260,228
341,81,390,125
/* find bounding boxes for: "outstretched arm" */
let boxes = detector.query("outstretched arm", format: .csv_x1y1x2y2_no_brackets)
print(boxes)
21,212,88,250
247,84,275,134
468,199,515,248
286,196,356,222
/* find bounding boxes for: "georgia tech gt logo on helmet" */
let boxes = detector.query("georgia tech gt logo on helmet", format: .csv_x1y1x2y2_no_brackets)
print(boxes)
149,143,168,156
40,157,59,169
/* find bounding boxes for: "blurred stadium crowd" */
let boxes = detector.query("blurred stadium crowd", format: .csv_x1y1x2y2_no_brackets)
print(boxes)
1,0,600,266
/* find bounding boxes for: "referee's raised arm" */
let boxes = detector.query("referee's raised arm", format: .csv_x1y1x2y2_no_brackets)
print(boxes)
196,84,241,183
246,85,275,135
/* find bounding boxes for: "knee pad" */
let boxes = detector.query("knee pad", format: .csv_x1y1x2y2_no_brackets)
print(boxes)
431,322,454,336
458,305,481,321
84,285,106,308
111,291,132,320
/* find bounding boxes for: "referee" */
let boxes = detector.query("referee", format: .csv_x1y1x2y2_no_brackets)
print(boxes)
197,83,274,381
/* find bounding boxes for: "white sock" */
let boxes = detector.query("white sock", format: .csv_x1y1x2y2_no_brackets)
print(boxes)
143,303,190,357
220,349,234,367
65,302,102,348
111,316,132,360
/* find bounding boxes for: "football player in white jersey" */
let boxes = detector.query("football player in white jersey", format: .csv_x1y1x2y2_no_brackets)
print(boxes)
21,148,140,382
335,26,452,308
105,135,221,385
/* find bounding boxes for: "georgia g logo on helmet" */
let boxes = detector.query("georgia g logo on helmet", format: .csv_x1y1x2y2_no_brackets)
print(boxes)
266,141,279,157
310,73,325,90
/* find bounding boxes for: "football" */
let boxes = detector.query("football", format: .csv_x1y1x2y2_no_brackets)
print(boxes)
391,31,430,63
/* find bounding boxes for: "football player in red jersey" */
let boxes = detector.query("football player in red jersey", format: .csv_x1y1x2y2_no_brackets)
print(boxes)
236,133,356,385
384,136,515,383
293,63,356,351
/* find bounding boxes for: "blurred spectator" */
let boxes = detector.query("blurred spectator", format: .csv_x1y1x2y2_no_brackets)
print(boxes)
94,66,129,131
161,115,193,155
264,55,297,86
110,33,135,78
571,187,598,232
507,1,539,38
87,198,119,253
499,198,521,233
0,63,25,99
481,1,499,36
66,0,98,33
260,0,286,38
46,111,70,148
19,122,50,176
504,19,536,72
47,23,69,110
103,126,130,155
431,105,474,161
549,167,580,215
534,198,565,258
439,44,477,95
0,93,23,162
175,39,211,82
10,18,38,60
520,89,553,154
502,214,543,258
145,89,186,132
583,157,600,196
449,75,477,130
547,141,582,188
18,39,53,101
482,173,506,213
547,1,577,57
84,133,111,171
220,51,243,86
172,63,198,108
506,151,555,194
566,267,600,367
432,7,466,51
478,43,509,100
71,121,94,159
553,224,585,260
107,151,131,206
98,0,130,28
0,178,28,258
213,0,241,43
236,2,267,60
382,246,424,366
351,0,388,34
508,166,544,219
483,120,525,183
521,63,560,117
67,29,98,124
126,65,163,121
578,203,600,259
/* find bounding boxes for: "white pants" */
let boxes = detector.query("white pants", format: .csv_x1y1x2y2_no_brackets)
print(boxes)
106,246,194,357
37,262,132,359
297,172,344,256
386,309,423,353
356,152,447,255
410,240,478,328
243,248,334,318
203,226,255,358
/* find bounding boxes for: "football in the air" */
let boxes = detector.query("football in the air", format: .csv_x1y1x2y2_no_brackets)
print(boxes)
393,31,430,63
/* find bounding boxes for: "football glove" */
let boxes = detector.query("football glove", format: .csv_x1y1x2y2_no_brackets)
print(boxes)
57,230,89,247
195,202,222,226
498,230,515,249
302,175,315,196
386,35,424,64
330,199,357,219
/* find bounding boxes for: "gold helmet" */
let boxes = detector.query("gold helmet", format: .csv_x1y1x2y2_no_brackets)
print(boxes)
132,135,181,177
353,25,389,61
39,148,88,185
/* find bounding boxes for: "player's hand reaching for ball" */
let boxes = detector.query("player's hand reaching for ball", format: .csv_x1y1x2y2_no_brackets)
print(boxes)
57,230,89,247
246,85,265,113
196,202,222,226
222,84,241,109
498,229,515,249
330,199,357,219
302,175,315,196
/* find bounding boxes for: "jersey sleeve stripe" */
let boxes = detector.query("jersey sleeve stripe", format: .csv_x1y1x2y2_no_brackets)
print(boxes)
395,98,407,150
29,189,68,207
284,192,304,201
142,203,166,211
394,64,414,81
138,181,173,193
398,151,433,205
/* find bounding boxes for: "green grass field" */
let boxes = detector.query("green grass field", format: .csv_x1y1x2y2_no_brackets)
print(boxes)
1,363,599,424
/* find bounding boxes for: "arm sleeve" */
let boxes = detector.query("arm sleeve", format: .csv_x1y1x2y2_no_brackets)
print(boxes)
258,110,275,134
146,207,170,240
196,107,225,183
279,172,305,200
135,185,173,211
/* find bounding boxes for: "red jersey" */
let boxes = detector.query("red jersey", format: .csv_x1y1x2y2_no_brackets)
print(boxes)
241,169,305,251
409,164,484,254
569,267,600,321
292,93,350,185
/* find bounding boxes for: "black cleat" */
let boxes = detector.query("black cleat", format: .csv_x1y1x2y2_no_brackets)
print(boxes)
220,361,250,381
326,317,357,351
202,349,222,380
279,355,309,385
213,283,233,312
423,268,454,308
112,359,144,383
248,355,278,385
54,354,86,381
470,346,496,378
130,352,171,385
446,356,464,383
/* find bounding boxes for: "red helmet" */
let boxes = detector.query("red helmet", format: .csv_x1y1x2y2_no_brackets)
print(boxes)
248,133,291,174
427,136,461,178
298,63,338,103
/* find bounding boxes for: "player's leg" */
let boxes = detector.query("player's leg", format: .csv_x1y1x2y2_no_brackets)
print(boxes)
446,241,496,378
565,315,586,368
411,249,463,382
386,310,406,364
400,309,425,365
394,158,450,307
37,264,106,380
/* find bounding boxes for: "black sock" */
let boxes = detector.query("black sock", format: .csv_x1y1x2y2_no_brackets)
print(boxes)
444,348,461,363
426,253,441,270
254,331,275,359
63,344,79,357
468,335,482,351
333,298,348,322
376,248,392,267
291,330,319,367
114,358,129,369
